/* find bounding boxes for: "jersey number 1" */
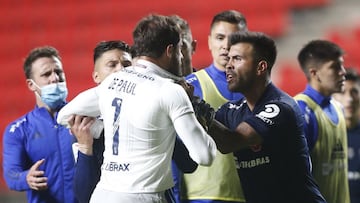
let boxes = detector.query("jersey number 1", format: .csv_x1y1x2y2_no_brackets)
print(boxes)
112,98,122,155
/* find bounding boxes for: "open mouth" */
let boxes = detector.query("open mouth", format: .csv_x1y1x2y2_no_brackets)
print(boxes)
226,74,233,82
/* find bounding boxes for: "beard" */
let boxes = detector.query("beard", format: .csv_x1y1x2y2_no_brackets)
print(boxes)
169,52,182,77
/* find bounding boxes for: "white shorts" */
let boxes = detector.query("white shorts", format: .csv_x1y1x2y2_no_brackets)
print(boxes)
90,187,167,203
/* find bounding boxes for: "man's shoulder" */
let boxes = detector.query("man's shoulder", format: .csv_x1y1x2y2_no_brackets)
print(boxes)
256,94,300,120
217,99,247,118
4,108,48,135
185,67,211,83
4,112,32,135
185,71,200,84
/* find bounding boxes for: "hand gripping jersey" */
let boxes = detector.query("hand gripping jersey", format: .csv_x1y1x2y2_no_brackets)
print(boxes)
183,66,244,202
57,59,216,194
216,83,326,203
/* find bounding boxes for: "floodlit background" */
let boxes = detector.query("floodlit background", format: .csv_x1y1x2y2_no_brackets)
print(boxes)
1,0,359,201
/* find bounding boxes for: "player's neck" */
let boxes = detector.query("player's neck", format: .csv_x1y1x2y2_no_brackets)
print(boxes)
244,79,270,111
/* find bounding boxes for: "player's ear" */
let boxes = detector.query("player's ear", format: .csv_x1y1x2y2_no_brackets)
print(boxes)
309,68,317,77
165,44,174,58
92,71,101,85
26,79,37,91
256,60,268,75
191,40,197,54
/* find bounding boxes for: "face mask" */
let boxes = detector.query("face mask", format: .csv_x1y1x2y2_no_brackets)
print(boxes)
32,80,68,109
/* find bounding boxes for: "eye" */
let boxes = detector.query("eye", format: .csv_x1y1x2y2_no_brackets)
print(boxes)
215,34,225,41
55,69,64,75
350,88,359,96
121,61,132,68
233,56,242,61
108,61,118,68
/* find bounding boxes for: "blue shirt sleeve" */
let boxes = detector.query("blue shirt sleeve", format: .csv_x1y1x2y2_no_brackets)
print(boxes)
296,100,318,151
3,123,31,191
74,152,101,203
74,133,104,203
172,136,198,173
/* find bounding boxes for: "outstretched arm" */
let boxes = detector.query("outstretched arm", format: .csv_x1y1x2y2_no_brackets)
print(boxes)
57,87,100,127
208,120,263,154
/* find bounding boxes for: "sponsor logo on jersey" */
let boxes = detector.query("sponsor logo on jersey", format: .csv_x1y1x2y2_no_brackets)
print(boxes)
321,162,346,175
255,104,280,125
102,161,130,172
331,142,345,159
239,156,270,168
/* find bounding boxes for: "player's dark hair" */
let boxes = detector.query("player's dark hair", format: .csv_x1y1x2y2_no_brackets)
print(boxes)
169,15,193,43
210,10,247,31
23,46,61,79
297,39,344,80
228,31,277,73
93,40,130,63
345,68,360,84
132,14,181,58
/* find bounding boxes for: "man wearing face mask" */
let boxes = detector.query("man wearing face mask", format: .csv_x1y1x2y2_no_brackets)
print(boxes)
2,46,78,203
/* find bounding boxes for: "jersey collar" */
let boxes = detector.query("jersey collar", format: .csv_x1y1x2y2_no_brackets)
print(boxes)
135,59,184,82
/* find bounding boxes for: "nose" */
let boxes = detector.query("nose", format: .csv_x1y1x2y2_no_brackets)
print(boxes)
222,38,229,50
179,50,184,61
340,65,346,76
115,63,123,72
225,58,233,71
49,71,60,83
343,91,354,105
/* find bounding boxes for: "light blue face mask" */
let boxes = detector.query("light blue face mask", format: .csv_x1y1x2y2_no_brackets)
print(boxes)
32,80,68,110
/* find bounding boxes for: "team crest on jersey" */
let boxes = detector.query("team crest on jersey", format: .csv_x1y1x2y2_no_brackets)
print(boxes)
250,144,262,152
255,104,280,125
228,100,246,110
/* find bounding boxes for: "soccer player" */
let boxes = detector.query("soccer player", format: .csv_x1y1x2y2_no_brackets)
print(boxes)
70,40,132,203
57,14,216,203
169,14,197,77
294,39,350,203
207,31,327,202
168,14,198,203
70,40,198,203
333,68,360,203
183,10,247,203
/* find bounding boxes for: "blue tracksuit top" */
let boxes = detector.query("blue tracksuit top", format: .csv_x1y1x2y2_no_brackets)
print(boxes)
3,105,77,203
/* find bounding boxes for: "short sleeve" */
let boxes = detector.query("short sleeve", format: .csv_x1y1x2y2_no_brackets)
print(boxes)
245,102,295,139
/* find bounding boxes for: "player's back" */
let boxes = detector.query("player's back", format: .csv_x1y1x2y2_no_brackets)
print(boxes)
96,61,193,193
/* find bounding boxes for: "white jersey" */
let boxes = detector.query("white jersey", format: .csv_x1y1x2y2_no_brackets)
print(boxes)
57,59,216,193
